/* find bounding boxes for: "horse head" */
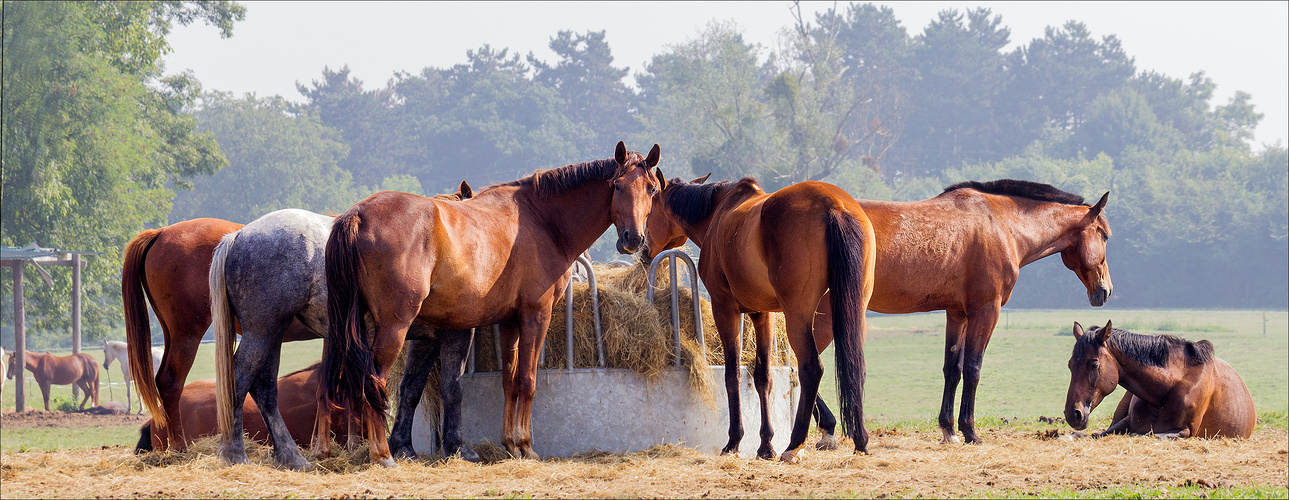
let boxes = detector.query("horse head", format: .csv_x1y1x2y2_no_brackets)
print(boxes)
103,341,115,370
643,170,710,261
5,349,17,380
610,141,663,254
1064,320,1119,430
1060,192,1113,307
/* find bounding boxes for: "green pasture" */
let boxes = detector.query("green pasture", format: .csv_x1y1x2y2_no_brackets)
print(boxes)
2,310,1286,453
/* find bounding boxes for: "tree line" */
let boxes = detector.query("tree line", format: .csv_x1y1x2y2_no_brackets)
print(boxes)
3,1,1285,347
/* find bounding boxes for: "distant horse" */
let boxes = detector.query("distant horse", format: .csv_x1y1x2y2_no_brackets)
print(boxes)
643,174,876,462
5,351,100,411
211,183,477,470
1,346,7,399
318,141,661,466
103,340,164,413
1064,320,1255,439
124,182,473,452
135,363,347,453
649,178,1113,445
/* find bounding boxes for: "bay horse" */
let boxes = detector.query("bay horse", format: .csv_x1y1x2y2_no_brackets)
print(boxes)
318,141,661,466
103,340,163,413
643,173,876,462
136,363,347,453
5,351,100,411
124,182,474,452
1064,320,1255,439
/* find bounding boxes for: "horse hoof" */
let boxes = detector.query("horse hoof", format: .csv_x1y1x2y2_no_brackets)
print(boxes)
720,445,739,456
458,446,481,463
815,432,838,451
779,449,803,464
939,432,962,445
377,457,398,468
521,446,540,460
756,444,776,460
279,457,311,472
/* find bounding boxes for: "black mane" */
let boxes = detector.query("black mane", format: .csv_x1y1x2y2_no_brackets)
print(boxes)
489,157,626,197
1079,326,1214,367
943,179,1085,206
664,177,760,226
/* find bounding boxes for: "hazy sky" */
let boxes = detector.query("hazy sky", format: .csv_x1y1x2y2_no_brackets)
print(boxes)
165,1,1288,147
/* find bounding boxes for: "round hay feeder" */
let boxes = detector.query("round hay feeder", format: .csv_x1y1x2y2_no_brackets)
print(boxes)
411,251,801,458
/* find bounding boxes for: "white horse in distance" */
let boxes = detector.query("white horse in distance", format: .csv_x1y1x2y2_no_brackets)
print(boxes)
103,340,163,413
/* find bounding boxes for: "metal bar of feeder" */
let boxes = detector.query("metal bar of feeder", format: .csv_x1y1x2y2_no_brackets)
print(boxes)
492,324,502,371
647,249,703,366
576,254,604,368
565,273,575,370
467,327,476,374
669,254,681,365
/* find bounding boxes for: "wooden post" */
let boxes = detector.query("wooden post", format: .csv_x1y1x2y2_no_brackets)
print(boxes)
12,261,25,412
72,253,82,401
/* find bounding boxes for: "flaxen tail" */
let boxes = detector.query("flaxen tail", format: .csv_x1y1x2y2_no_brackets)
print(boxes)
210,231,240,442
824,208,877,454
122,229,166,427
319,210,388,432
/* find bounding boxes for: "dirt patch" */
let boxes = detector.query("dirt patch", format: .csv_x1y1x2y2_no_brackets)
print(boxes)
0,409,150,430
0,427,1284,498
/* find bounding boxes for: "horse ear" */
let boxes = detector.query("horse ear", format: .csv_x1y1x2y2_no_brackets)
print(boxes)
654,168,668,191
615,141,628,165
1072,322,1085,339
645,144,661,168
1096,319,1113,344
1082,192,1109,225
692,173,712,184
458,180,473,200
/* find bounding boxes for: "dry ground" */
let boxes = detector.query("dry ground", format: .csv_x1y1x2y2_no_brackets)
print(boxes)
1,409,149,430
1,426,1285,499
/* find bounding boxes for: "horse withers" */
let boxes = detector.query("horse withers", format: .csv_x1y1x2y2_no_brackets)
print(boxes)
103,340,163,413
1064,320,1255,439
5,351,100,411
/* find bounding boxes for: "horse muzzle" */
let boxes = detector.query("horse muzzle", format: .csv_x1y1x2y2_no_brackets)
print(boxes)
616,229,643,254
1088,283,1111,307
1065,404,1090,430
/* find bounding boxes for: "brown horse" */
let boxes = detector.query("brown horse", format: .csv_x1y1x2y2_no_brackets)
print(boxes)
5,351,100,411
1064,320,1256,439
643,174,876,462
317,141,661,466
135,363,346,452
650,178,1113,446
123,181,474,452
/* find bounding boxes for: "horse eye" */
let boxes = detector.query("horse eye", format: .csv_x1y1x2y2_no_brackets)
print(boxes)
1089,360,1099,369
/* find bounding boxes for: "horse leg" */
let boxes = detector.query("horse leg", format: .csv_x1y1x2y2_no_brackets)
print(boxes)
813,396,838,450
364,322,411,468
957,305,1000,444
497,321,522,457
938,310,968,444
220,329,277,466
748,312,776,460
40,380,52,412
780,311,824,464
438,328,479,462
513,308,552,460
156,326,203,451
387,337,435,460
247,336,311,470
711,301,744,456
125,379,132,413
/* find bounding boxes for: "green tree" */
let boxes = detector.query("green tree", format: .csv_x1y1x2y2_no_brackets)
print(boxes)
530,30,640,159
1,1,241,342
296,65,409,189
169,93,356,224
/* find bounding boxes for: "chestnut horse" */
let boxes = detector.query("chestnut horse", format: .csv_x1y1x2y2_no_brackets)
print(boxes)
649,178,1113,446
5,351,100,411
135,363,347,453
1064,320,1255,439
318,141,661,466
643,174,876,462
123,182,474,452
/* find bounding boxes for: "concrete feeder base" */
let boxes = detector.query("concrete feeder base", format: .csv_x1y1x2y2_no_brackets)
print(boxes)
412,365,801,458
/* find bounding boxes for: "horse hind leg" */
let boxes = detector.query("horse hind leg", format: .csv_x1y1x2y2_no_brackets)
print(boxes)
812,396,838,450
938,310,968,444
779,310,824,464
387,337,436,460
246,339,310,471
749,312,777,460
438,328,479,462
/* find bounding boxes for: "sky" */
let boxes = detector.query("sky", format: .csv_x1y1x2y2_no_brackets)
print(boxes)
164,1,1289,147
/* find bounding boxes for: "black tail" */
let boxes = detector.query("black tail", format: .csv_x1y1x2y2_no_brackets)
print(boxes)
319,210,389,426
135,421,154,454
824,208,874,453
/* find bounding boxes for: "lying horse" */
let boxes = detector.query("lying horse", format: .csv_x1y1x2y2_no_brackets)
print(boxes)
135,363,347,453
103,340,164,413
318,141,661,466
5,351,99,411
1064,320,1256,439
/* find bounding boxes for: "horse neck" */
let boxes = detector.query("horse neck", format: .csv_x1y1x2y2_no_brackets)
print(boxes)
672,182,762,251
1005,200,1088,267
1107,344,1180,407
519,182,614,261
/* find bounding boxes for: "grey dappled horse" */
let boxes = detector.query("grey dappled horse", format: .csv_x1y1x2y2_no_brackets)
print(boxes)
209,208,476,470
